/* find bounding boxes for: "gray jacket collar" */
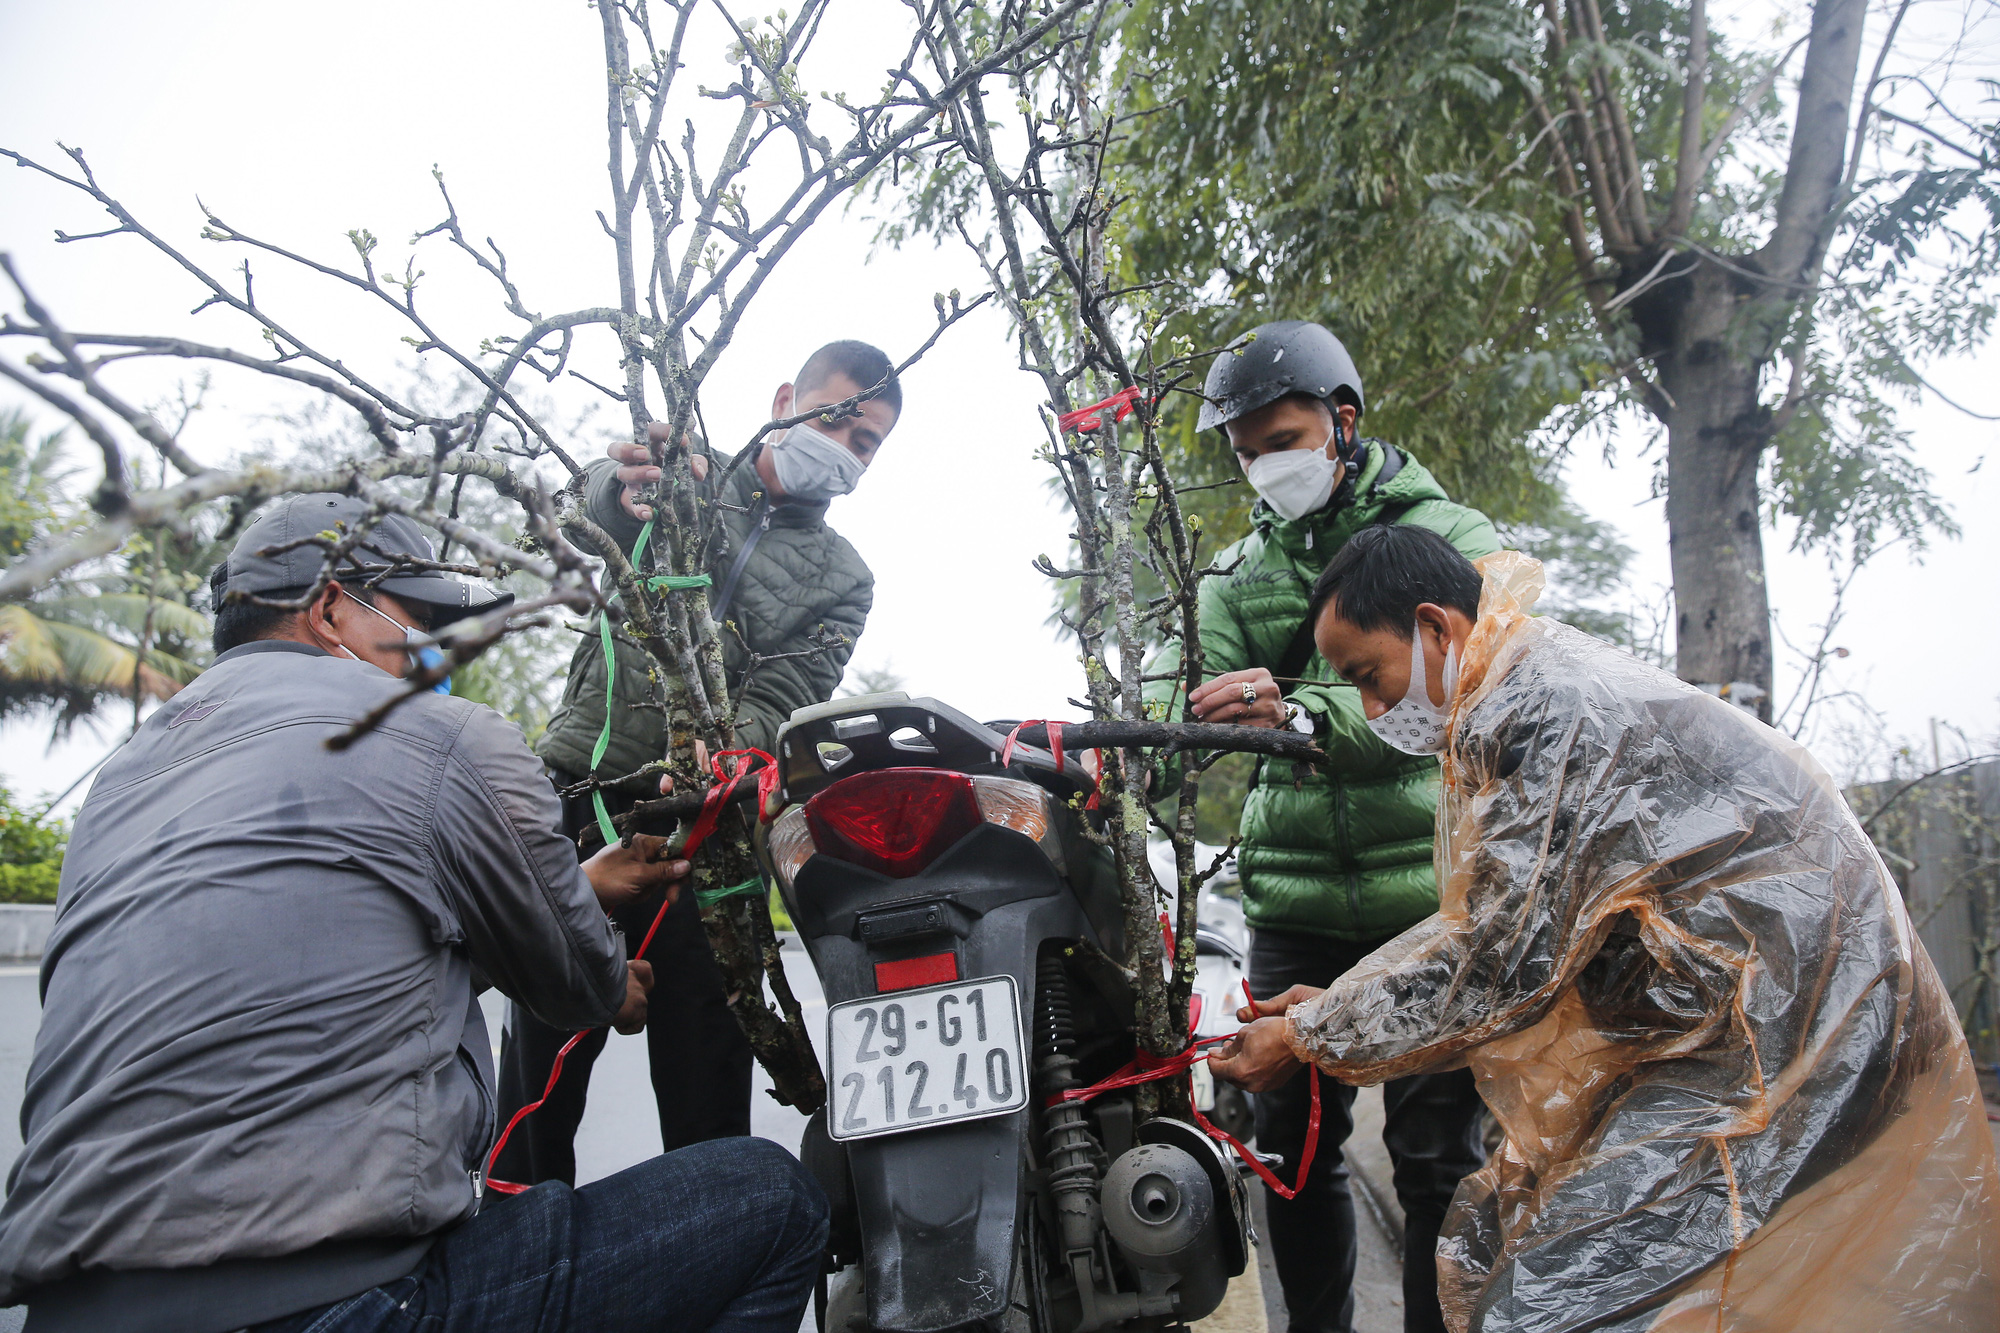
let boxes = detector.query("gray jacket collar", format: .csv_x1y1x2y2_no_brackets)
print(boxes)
213,640,332,666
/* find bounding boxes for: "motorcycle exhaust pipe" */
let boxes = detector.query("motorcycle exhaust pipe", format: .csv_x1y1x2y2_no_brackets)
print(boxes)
1101,1139,1235,1322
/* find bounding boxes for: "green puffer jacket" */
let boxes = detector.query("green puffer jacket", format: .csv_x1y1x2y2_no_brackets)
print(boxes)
1147,441,1499,941
537,449,873,781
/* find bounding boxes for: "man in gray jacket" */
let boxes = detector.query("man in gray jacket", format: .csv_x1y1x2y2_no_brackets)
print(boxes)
499,339,893,1184
0,495,826,1333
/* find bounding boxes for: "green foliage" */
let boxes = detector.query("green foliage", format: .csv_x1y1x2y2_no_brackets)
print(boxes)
873,0,1647,606
1497,495,1651,652
1111,0,1996,575
0,864,61,905
1111,0,1600,536
448,647,564,745
0,782,67,905
0,409,77,563
0,409,210,738
1766,125,2000,557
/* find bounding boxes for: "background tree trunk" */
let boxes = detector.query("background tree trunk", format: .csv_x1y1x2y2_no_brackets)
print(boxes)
1642,0,1870,717
1662,346,1774,713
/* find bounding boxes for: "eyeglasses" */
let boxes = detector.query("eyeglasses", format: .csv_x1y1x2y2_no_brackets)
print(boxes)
339,585,453,696
340,586,431,636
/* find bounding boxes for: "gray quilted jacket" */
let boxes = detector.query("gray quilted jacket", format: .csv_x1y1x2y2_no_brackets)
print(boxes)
536,448,873,779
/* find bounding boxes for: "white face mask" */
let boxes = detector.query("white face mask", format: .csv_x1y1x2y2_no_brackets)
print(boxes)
1365,621,1458,755
1244,425,1342,522
337,587,451,695
766,421,866,502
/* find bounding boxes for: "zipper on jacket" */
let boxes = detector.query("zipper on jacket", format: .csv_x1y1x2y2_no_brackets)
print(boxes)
710,497,772,624
1332,781,1361,929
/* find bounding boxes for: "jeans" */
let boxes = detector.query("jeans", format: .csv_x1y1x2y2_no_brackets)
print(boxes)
1250,929,1487,1333
492,773,753,1186
246,1138,826,1333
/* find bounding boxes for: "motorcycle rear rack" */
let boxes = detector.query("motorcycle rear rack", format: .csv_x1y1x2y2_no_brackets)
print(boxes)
775,691,1094,806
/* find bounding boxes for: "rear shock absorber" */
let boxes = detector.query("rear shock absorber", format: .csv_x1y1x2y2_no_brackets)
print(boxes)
1035,951,1102,1257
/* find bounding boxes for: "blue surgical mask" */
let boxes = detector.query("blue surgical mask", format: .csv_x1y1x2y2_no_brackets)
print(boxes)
339,587,451,695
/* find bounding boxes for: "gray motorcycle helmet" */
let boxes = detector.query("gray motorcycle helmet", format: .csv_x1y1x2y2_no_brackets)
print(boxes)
1196,320,1365,434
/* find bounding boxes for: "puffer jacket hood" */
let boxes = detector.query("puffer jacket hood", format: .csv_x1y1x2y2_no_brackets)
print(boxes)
537,448,873,781
1147,441,1500,940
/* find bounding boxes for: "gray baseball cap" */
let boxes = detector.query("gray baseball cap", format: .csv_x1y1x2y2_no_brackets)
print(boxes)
215,493,511,627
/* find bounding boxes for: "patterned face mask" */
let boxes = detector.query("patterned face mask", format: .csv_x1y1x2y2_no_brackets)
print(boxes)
1365,620,1457,755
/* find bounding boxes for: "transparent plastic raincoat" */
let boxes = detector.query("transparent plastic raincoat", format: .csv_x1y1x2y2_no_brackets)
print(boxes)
1285,553,2000,1331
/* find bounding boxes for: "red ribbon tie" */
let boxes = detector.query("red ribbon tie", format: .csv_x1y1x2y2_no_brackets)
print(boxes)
1000,720,1067,774
1043,987,1323,1202
485,746,780,1196
1056,386,1146,435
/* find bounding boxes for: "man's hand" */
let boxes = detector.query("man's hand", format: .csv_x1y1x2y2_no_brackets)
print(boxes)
610,424,709,521
614,959,655,1035
1232,982,1325,1025
581,832,689,914
1189,668,1286,728
1207,983,1325,1093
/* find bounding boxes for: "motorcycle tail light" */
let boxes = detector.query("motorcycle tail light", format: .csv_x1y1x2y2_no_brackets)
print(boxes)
766,770,1070,890
766,805,815,890
806,768,983,878
971,775,1066,874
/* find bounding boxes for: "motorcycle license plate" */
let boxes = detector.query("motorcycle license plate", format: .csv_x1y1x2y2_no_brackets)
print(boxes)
826,975,1028,1141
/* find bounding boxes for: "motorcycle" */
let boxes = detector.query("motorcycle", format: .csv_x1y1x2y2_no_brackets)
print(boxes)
759,693,1251,1333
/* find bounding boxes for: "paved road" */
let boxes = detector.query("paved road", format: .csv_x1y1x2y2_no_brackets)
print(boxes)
0,970,34,1174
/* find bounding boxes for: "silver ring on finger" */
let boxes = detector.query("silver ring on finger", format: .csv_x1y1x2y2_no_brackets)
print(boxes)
1240,681,1258,704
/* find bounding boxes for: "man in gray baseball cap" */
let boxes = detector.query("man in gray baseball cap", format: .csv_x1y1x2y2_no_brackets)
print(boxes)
0,491,828,1333
208,493,511,686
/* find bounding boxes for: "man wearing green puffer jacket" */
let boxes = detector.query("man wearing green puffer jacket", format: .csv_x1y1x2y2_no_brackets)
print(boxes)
495,340,894,1188
1150,322,1495,1333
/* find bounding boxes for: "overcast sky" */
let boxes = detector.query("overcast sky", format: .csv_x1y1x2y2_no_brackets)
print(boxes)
2,0,1994,809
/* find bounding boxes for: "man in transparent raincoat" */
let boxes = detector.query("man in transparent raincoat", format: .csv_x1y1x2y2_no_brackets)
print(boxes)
1210,523,2000,1331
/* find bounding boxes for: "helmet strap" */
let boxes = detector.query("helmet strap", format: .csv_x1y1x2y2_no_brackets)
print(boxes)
1326,407,1368,497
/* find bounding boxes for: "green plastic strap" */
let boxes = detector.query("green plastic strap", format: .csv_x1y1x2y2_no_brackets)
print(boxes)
589,519,655,847
588,609,621,847
631,519,708,590
695,876,766,908
587,517,708,847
